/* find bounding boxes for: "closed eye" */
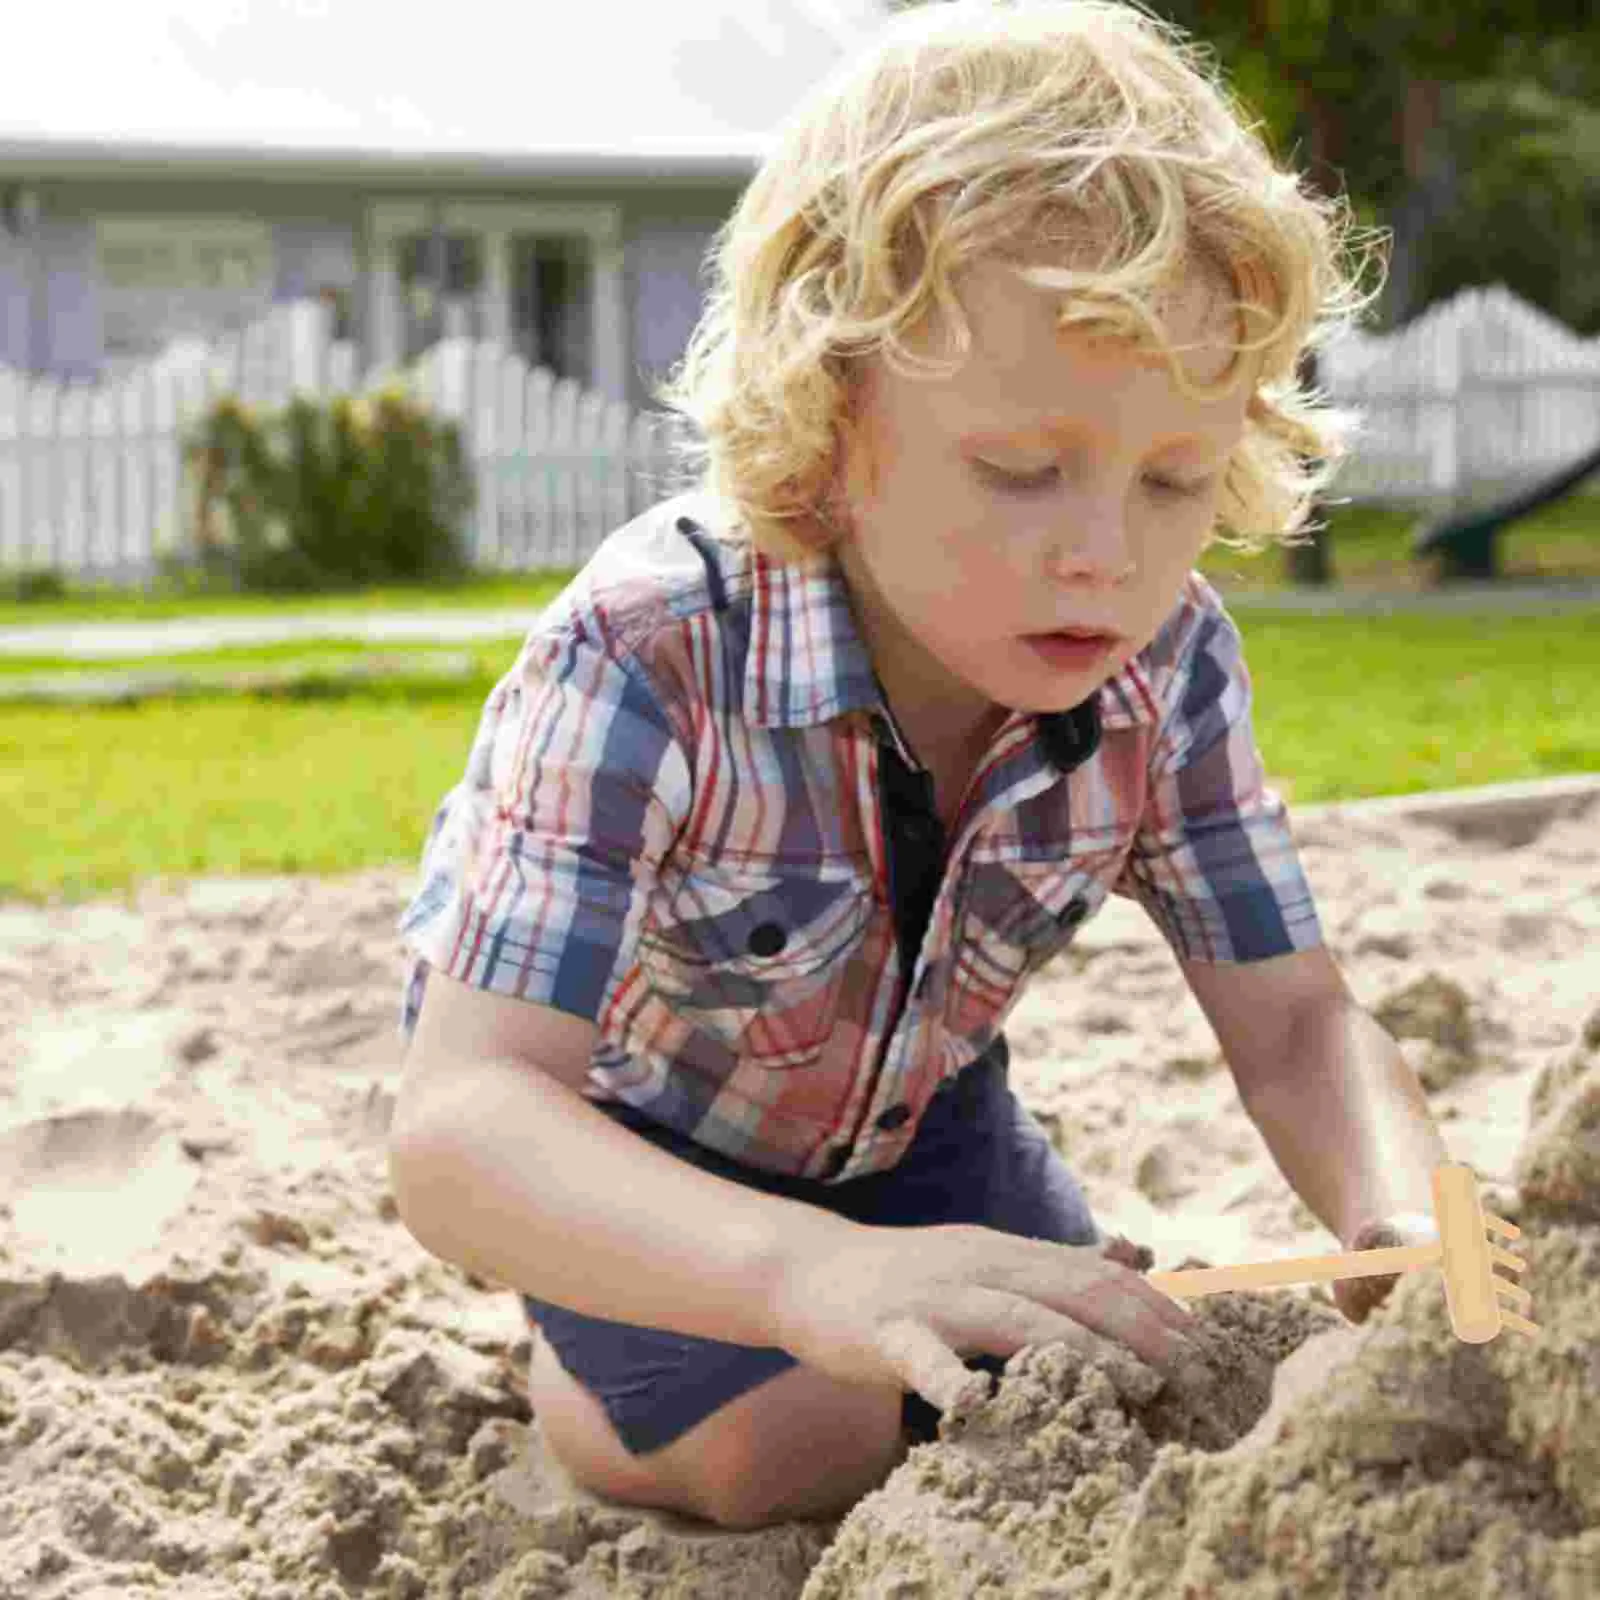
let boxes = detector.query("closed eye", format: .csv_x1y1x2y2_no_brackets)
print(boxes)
974,462,1214,498
1146,475,1214,499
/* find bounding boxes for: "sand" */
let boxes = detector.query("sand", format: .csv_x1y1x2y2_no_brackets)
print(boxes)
1,794,1597,1598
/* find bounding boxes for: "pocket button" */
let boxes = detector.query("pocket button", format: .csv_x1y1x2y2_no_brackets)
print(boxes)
1058,895,1090,930
746,921,788,957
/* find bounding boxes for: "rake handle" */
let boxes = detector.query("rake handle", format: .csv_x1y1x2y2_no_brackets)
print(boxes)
1148,1242,1443,1299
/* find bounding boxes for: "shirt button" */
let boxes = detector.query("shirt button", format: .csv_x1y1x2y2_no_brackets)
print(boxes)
823,1146,851,1178
1058,896,1089,929
876,1103,911,1132
747,921,787,957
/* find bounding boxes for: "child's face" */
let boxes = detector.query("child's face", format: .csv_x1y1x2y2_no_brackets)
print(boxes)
831,258,1257,738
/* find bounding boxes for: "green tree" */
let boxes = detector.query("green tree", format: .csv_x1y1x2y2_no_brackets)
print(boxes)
888,1,1600,330
1413,72,1600,335
1159,5,1600,335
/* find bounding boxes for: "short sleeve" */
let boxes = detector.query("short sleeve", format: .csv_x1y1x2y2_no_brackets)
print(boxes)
1115,597,1323,963
397,625,691,1034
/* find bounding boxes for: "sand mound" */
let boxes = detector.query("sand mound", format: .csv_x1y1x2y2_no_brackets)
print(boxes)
803,1053,1600,1600
1,799,1597,1597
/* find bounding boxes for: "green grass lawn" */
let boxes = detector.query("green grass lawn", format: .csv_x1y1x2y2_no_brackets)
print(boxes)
1239,611,1597,807
0,569,577,627
1199,493,1600,593
0,637,524,682
3,609,1595,905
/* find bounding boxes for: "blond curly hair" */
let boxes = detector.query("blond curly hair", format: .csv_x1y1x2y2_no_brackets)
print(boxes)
649,0,1387,561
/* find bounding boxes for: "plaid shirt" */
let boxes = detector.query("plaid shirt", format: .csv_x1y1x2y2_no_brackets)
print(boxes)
397,491,1323,1183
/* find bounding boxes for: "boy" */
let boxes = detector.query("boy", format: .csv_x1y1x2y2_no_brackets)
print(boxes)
388,0,1451,1533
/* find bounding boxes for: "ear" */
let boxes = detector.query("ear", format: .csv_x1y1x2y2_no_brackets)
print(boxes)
832,360,887,520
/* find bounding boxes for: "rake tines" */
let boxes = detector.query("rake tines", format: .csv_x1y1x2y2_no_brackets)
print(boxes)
1438,1166,1538,1342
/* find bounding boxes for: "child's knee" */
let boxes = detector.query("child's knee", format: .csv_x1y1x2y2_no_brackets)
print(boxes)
527,1330,906,1529
685,1370,908,1529
525,1335,666,1506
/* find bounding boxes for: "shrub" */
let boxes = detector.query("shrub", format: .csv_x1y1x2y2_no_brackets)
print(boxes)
181,386,475,592
0,568,69,603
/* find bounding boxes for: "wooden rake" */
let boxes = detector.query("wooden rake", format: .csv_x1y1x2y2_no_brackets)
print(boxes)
1147,1162,1538,1343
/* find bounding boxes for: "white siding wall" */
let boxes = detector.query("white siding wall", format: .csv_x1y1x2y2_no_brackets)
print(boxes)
0,228,29,371
628,217,720,414
34,217,101,380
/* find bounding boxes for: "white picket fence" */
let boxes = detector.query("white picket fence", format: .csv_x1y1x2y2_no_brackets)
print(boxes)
0,298,696,585
1320,284,1600,504
1,284,1597,585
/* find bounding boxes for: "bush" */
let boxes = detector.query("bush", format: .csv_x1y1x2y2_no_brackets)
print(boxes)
180,386,475,593
0,568,69,604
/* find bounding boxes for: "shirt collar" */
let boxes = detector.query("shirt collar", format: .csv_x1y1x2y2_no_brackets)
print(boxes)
740,542,1157,763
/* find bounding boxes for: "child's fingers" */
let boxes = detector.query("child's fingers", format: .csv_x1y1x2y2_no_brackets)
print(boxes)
985,1235,1203,1337
876,1318,986,1413
939,1284,1192,1380
1336,1218,1415,1324
1100,1232,1155,1274
988,1236,1198,1338
1335,1266,1400,1325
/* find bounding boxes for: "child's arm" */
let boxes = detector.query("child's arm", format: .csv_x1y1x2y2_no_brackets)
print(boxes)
1119,585,1449,1325
389,972,850,1351
1184,944,1451,1246
389,972,1202,1409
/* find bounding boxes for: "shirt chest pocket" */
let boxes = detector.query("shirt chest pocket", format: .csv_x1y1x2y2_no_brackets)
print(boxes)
637,863,874,1068
945,855,1116,1034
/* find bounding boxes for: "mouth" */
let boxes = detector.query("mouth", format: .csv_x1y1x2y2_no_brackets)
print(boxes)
1024,626,1124,646
1018,627,1124,673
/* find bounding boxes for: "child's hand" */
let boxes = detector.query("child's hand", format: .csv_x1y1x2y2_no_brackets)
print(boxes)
1099,1231,1156,1274
1333,1212,1441,1325
769,1221,1202,1414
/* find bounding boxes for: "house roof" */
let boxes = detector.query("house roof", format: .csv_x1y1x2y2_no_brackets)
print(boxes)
0,0,892,184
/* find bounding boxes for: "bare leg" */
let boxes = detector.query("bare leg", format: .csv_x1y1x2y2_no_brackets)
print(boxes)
526,1329,909,1530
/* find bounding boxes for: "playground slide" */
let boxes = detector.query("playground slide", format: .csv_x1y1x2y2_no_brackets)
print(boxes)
1414,436,1600,578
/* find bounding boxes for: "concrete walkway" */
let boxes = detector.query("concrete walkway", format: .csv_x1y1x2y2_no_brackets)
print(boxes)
0,608,540,659
3,580,1598,660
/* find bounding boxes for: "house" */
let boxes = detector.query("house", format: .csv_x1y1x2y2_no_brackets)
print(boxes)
0,0,890,413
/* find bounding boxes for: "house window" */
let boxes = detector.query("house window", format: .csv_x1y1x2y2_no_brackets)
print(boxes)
397,231,484,358
96,218,274,368
511,234,593,382
373,204,611,385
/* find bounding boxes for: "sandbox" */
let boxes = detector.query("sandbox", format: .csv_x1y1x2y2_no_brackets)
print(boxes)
1,788,1596,1597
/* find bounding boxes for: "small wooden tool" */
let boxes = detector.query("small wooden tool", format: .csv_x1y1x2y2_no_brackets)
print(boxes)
1147,1162,1537,1344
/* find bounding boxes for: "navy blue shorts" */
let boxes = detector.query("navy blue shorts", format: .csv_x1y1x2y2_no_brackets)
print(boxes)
523,1036,1104,1456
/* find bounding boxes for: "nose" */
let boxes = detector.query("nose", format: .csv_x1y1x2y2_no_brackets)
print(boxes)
1045,510,1136,588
